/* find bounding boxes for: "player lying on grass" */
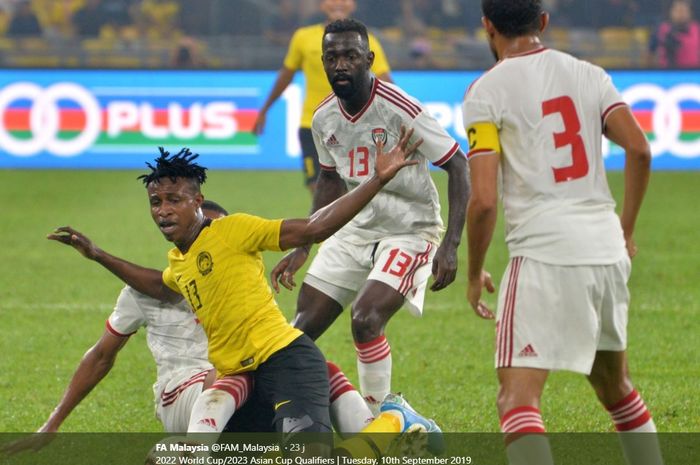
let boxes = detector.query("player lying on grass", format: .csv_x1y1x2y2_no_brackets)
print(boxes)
33,133,423,454
1,202,379,457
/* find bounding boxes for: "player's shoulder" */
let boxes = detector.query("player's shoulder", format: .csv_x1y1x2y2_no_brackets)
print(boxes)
374,79,423,120
292,23,324,40
313,92,337,117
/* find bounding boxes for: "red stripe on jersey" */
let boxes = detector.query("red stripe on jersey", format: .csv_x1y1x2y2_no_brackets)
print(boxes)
315,93,336,114
376,89,419,119
467,148,496,159
434,142,461,166
338,78,378,123
377,81,422,115
320,163,336,171
105,319,136,338
602,102,627,124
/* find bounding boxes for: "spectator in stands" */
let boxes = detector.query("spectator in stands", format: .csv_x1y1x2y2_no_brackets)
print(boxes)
171,36,206,68
72,0,107,38
265,0,301,45
651,0,700,68
6,0,42,37
592,0,640,28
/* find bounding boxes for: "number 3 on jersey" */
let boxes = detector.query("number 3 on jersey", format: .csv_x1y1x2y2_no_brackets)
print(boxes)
348,146,370,177
542,96,589,183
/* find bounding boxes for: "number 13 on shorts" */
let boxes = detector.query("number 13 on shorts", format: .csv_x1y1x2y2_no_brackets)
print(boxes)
382,248,413,277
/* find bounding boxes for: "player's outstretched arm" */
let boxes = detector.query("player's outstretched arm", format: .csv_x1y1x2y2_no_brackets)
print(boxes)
431,150,469,291
604,106,651,258
1,331,127,456
47,226,181,303
278,126,422,251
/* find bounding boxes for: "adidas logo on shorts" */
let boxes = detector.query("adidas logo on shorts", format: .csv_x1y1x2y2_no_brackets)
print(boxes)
518,344,538,357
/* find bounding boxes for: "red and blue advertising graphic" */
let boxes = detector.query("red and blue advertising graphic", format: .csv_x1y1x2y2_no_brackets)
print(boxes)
0,69,698,169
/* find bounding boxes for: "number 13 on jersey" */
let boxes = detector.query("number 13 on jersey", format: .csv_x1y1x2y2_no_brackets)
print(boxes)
348,146,370,177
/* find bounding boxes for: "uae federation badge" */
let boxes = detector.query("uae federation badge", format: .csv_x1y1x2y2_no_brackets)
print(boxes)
371,128,387,146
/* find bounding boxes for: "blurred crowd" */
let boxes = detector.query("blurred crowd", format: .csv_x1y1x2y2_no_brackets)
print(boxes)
0,0,698,69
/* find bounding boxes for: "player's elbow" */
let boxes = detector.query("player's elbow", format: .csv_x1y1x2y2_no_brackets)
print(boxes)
468,195,497,219
303,221,333,245
626,140,652,169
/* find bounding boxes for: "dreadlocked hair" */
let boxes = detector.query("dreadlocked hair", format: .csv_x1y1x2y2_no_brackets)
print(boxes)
138,147,207,187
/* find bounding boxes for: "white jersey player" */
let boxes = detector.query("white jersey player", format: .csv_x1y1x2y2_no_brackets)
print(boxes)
463,2,660,465
271,18,469,414
108,285,214,431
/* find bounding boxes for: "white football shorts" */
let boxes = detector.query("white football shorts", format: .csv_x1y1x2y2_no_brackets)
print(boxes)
305,235,437,316
495,256,631,375
156,368,210,432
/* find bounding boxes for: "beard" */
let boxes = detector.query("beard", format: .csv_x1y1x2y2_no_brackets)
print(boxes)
331,76,356,99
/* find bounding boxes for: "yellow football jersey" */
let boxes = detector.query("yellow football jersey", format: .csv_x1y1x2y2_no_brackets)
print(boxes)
283,23,391,128
162,213,302,377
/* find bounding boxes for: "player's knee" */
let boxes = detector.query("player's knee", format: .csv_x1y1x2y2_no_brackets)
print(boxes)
588,370,633,407
350,307,384,342
496,383,538,417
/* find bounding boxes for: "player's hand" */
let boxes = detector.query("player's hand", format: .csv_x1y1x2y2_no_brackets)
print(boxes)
625,235,638,259
270,247,309,292
374,126,421,185
430,242,457,291
253,110,267,135
467,270,495,319
47,226,100,260
1,430,56,456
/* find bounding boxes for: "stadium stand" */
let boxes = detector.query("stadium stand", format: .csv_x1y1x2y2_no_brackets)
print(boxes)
0,0,691,69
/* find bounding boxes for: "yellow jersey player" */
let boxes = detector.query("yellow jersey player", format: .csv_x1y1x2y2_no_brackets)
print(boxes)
254,0,392,194
46,132,420,450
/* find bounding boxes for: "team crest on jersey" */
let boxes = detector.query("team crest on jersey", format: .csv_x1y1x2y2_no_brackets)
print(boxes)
371,128,387,146
197,251,213,276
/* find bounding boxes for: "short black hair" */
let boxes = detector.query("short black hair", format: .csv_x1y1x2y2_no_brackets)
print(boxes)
138,147,207,188
201,200,228,216
482,0,543,38
324,18,369,50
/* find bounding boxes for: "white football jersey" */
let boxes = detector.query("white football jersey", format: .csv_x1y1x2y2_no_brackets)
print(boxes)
313,78,461,245
462,48,627,265
106,286,212,404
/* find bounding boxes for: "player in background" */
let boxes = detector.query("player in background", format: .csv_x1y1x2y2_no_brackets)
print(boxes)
41,138,420,454
254,0,392,194
270,19,469,416
462,1,661,465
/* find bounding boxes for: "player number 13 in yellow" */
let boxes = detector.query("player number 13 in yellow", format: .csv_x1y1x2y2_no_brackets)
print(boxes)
184,279,203,310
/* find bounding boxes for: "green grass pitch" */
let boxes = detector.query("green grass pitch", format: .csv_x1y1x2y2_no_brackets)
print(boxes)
0,169,697,433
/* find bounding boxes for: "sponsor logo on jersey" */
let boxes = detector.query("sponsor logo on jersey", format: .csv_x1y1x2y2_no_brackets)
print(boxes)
326,134,339,146
240,357,254,367
371,127,387,146
197,251,213,276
